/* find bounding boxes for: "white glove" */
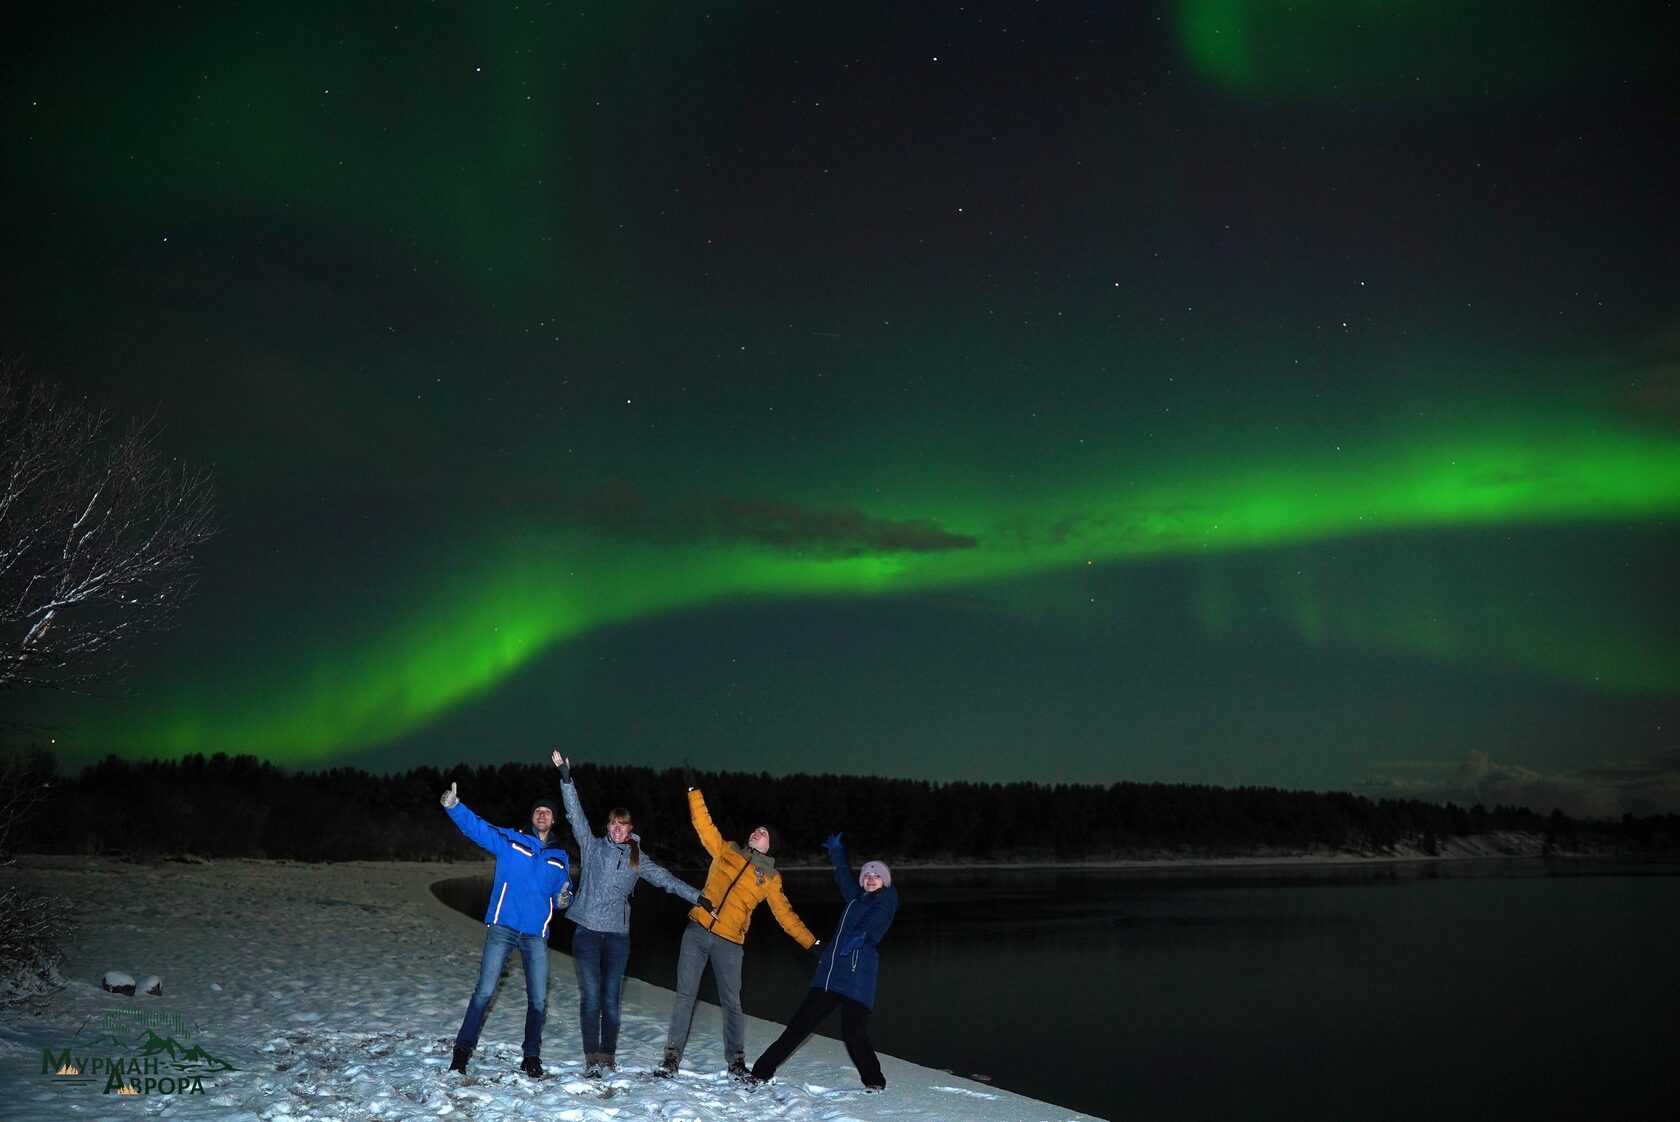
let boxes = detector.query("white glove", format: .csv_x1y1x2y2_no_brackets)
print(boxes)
440,782,459,809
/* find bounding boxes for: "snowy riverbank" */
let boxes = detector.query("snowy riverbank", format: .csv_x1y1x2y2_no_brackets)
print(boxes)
0,857,1096,1121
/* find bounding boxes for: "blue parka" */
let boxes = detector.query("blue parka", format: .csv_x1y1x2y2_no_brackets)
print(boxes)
445,800,572,938
810,838,898,1009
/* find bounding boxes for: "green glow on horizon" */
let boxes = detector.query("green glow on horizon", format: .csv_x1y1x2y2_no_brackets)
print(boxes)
71,414,1680,762
1173,1,1647,100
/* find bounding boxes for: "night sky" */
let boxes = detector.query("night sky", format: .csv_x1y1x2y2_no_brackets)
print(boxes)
4,2,1677,814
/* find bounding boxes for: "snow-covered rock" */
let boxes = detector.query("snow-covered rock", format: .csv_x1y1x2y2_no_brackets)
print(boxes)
99,969,135,995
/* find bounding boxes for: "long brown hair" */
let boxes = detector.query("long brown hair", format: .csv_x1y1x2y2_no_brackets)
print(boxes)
607,808,640,868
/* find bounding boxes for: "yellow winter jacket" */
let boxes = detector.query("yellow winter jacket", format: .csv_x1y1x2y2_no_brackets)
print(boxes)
685,788,816,949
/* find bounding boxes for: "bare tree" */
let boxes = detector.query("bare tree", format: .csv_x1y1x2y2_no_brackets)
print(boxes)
0,361,218,692
0,746,74,1008
0,747,55,863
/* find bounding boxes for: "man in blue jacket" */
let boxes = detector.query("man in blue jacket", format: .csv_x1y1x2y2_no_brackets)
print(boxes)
441,780,572,1079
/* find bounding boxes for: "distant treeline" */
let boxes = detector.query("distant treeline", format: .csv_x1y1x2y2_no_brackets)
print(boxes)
12,752,1679,864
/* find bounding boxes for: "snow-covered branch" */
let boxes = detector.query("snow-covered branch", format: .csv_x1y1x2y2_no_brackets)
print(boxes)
0,361,218,692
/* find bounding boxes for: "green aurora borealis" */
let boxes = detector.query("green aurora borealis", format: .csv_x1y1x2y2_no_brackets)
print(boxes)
60,382,1680,765
3,2,1676,807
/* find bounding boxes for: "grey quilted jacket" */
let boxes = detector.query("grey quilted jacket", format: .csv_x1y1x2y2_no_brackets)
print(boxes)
560,777,701,933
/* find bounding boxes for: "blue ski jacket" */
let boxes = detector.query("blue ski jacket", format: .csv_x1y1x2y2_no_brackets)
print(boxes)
445,800,572,938
810,838,898,1010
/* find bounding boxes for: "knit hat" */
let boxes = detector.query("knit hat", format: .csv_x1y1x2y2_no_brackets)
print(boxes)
859,860,892,889
531,797,559,816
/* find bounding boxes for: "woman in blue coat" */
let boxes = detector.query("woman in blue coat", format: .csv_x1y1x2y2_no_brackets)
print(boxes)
749,832,897,1092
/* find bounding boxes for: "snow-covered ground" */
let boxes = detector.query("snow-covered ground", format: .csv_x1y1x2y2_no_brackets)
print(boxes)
0,857,1097,1121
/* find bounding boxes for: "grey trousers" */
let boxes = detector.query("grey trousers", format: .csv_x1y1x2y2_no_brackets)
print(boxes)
665,919,747,1062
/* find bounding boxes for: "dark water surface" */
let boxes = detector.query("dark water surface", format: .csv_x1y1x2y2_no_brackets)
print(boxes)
434,858,1680,1120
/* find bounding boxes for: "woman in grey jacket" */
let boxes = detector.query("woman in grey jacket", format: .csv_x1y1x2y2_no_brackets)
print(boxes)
552,751,711,1077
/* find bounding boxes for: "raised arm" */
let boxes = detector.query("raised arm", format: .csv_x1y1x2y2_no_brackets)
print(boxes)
825,832,860,902
553,752,595,848
442,785,504,855
685,787,726,859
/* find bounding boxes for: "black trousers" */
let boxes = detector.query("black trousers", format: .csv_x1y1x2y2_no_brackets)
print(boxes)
751,987,884,1088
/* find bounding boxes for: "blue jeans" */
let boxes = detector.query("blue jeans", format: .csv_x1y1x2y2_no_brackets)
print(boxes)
456,924,549,1059
572,925,631,1056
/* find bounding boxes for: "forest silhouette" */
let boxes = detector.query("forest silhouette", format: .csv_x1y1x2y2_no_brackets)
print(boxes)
12,752,1676,865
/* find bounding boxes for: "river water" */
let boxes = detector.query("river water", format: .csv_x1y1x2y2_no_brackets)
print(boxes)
434,857,1679,1120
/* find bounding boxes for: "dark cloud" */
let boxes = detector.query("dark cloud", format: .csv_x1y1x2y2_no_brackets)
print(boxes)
1365,748,1680,818
557,483,977,556
993,505,1210,552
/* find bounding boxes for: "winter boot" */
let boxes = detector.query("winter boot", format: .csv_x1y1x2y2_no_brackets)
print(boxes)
448,1045,471,1074
653,1048,681,1078
520,1056,544,1079
727,1055,751,1081
583,1052,605,1078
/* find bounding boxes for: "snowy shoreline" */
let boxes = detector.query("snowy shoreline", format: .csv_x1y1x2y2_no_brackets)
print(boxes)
0,856,1098,1121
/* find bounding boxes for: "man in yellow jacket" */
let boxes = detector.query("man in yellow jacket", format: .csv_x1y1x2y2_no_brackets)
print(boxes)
654,771,817,1080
